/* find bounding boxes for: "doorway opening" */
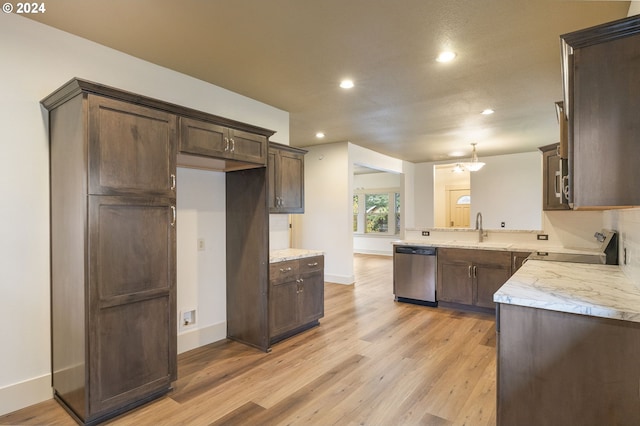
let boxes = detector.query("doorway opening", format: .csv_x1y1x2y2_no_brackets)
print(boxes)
434,164,471,228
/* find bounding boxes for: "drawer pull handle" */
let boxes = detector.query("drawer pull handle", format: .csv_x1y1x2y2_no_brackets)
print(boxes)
170,206,176,227
308,262,318,267
170,174,176,190
279,267,293,272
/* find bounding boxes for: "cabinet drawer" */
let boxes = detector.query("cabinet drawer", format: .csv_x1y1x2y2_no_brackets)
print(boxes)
270,260,298,284
299,256,324,274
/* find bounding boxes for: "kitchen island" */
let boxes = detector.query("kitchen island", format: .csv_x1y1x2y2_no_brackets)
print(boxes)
494,260,640,425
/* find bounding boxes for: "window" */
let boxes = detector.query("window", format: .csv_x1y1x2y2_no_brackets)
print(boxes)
353,189,401,235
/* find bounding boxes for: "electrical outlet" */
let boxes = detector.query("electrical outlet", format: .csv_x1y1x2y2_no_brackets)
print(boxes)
197,238,205,251
422,231,430,236
500,222,505,228
182,309,197,327
537,234,549,241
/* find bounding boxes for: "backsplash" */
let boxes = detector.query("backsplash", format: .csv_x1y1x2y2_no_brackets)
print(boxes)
605,208,640,285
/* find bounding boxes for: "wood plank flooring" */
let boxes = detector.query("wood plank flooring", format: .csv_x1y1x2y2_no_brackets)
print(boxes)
0,254,497,426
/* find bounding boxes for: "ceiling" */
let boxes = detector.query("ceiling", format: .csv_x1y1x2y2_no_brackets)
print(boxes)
27,1,630,163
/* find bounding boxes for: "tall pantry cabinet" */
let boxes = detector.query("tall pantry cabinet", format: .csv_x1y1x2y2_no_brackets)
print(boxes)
43,80,177,425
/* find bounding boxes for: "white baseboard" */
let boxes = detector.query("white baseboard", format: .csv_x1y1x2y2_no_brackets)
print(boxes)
0,324,227,417
177,321,227,354
0,374,52,416
325,273,355,285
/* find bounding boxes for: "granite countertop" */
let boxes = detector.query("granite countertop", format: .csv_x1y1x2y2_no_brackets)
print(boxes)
394,240,600,256
494,260,640,322
270,248,324,263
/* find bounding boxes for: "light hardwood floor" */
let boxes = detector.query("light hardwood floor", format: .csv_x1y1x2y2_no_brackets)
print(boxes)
0,254,497,426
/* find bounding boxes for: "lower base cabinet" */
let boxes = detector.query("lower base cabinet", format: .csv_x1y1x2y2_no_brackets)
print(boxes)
497,303,640,425
437,248,511,309
269,255,324,343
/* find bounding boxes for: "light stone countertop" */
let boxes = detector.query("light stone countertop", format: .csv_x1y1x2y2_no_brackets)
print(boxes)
494,260,640,322
394,240,601,255
270,248,324,263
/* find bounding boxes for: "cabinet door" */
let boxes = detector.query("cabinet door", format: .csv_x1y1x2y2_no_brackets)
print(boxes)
227,129,267,165
565,21,640,208
88,95,177,197
269,279,299,338
474,264,511,309
179,117,229,159
438,260,473,304
298,256,324,325
278,149,305,213
88,196,176,415
298,272,324,325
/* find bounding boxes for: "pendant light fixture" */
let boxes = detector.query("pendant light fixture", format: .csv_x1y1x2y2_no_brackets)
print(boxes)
452,163,465,173
464,143,485,172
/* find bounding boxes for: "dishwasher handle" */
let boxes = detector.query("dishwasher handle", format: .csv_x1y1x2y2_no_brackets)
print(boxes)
395,246,436,256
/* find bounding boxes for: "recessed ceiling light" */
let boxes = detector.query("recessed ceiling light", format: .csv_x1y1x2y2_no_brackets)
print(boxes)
340,79,354,89
436,51,456,63
481,109,495,115
316,132,325,139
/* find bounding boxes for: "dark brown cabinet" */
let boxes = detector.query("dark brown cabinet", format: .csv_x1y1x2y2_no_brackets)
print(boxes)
179,116,267,167
44,78,279,422
43,81,177,425
560,16,640,209
497,303,640,425
539,143,569,211
268,142,306,213
269,256,324,343
437,248,511,310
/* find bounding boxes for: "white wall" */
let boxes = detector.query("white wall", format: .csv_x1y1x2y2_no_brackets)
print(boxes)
606,208,640,285
176,168,227,353
629,2,640,16
470,152,542,230
413,163,436,228
412,152,542,231
292,142,353,283
0,13,288,416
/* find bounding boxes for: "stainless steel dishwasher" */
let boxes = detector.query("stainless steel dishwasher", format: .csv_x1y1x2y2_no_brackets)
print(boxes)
393,245,437,306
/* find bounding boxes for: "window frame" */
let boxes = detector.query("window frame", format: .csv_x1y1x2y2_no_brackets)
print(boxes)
353,188,401,236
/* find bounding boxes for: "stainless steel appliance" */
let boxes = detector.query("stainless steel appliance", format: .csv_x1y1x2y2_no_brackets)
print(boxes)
526,229,618,265
393,245,437,306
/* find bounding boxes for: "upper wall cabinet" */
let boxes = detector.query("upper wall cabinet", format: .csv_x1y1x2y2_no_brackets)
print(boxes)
561,15,640,209
268,142,307,214
178,117,268,169
88,95,177,197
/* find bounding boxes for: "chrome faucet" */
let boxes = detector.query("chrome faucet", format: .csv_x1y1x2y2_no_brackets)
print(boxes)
476,212,484,242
